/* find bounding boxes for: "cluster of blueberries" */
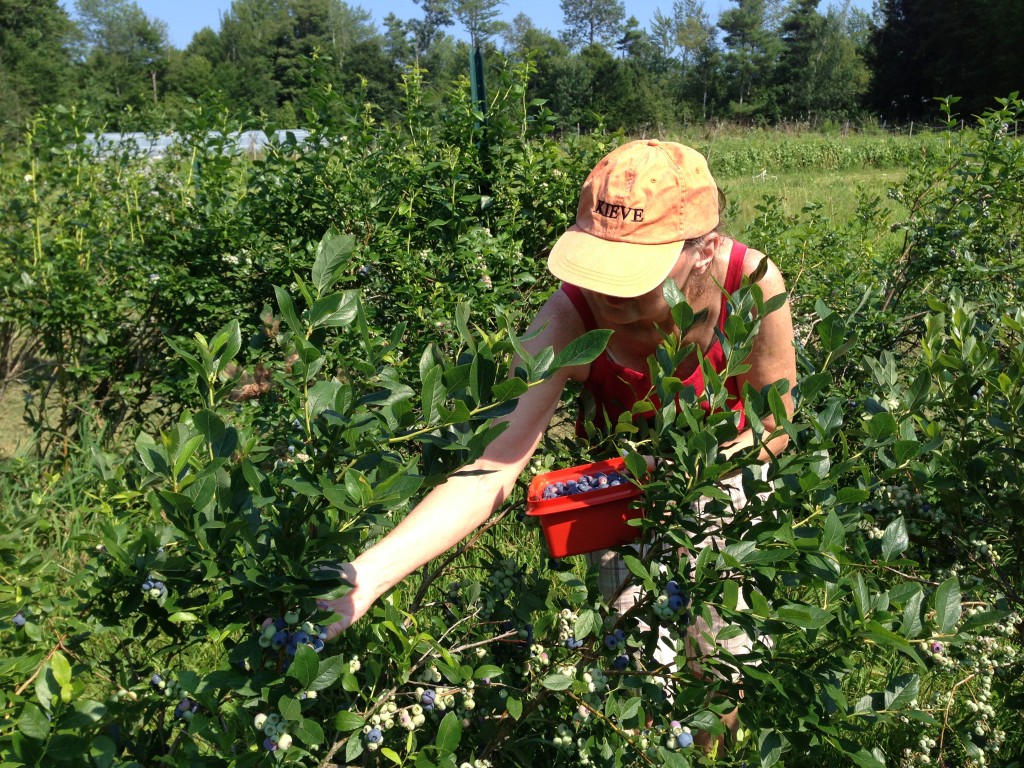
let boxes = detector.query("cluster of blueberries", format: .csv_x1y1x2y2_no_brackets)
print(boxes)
653,580,692,622
149,674,199,721
141,577,167,600
603,629,627,651
257,612,328,657
669,721,695,749
254,713,293,751
540,470,630,500
419,688,437,711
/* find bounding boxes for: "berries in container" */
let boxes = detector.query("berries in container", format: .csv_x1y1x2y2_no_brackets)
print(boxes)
526,457,645,558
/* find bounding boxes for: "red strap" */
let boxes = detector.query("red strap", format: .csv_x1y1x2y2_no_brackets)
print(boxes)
718,240,748,328
560,283,597,331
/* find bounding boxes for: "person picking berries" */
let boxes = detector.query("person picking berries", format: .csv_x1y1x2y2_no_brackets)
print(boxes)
317,140,797,745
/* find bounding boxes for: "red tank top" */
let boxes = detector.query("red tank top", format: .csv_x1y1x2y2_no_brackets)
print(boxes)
562,240,749,435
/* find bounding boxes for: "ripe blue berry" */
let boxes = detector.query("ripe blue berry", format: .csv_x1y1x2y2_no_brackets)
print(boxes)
665,580,681,596
150,673,164,690
12,612,26,629
613,655,629,671
604,634,620,650
668,595,686,612
366,727,383,744
271,630,288,649
677,732,694,748
263,737,277,751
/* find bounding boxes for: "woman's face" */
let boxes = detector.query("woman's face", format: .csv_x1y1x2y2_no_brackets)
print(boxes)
585,237,716,325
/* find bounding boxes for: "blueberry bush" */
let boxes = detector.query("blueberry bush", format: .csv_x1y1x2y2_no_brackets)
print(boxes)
1,80,1022,766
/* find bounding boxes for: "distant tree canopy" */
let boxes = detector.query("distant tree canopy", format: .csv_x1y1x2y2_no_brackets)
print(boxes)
2,0,1020,140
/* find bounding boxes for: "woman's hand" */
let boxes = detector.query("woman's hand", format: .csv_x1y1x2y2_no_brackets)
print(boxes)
315,562,383,640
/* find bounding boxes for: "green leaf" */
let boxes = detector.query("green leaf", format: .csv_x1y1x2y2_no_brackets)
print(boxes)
933,577,962,634
573,609,599,641
884,673,920,711
420,364,445,426
293,717,325,746
541,673,574,691
307,380,341,421
759,729,783,767
275,285,304,335
845,748,887,768
335,710,365,732
312,230,354,294
435,712,462,754
310,291,360,328
210,319,241,370
18,702,50,739
506,696,523,720
278,695,302,721
880,517,908,562
866,412,898,441
50,651,72,689
167,612,199,623
821,510,846,554
345,731,364,762
547,329,612,373
306,655,346,692
776,604,834,629
473,665,503,680
892,440,922,465
900,587,925,638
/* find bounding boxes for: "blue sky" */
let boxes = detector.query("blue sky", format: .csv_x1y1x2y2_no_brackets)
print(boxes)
66,1,876,50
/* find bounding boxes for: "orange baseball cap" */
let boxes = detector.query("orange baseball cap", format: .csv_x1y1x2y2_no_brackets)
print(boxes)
547,140,720,297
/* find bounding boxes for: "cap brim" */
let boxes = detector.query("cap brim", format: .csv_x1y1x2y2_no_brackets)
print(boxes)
548,226,683,298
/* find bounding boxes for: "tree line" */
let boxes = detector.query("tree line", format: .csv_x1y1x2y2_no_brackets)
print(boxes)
2,0,1022,141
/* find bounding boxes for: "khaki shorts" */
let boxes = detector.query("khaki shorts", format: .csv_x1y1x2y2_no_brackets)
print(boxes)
585,467,767,683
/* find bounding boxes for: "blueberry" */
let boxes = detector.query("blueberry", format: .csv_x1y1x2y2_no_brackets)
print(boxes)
613,629,625,641
141,580,154,591
274,617,287,631
12,612,26,629
150,673,164,689
366,727,383,743
263,736,277,751
604,634,619,650
665,580,681,596
292,630,310,645
271,630,289,649
613,655,629,671
311,638,325,652
594,472,608,486
677,732,694,748
668,595,686,612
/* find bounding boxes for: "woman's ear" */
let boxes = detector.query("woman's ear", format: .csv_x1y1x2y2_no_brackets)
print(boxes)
691,233,720,275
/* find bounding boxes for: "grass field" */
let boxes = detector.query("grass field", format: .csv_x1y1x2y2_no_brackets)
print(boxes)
722,167,905,227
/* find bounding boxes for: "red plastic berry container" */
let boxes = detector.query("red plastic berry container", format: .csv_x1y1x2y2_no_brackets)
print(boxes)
526,457,645,558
